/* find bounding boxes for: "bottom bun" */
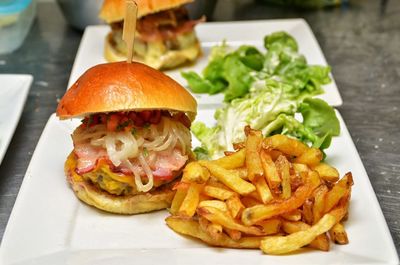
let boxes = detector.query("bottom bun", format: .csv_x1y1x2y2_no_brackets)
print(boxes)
104,33,201,70
65,153,176,215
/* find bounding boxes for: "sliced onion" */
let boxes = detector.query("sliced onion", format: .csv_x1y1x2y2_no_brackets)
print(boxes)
72,115,192,193
105,132,138,166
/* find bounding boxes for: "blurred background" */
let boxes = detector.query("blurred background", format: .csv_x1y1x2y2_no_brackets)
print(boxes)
0,0,389,54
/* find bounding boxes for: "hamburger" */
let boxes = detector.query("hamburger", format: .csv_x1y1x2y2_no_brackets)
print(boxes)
56,62,197,214
99,0,204,70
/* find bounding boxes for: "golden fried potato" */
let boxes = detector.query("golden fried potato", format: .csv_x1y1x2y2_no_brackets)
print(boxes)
281,220,329,251
242,181,314,226
182,162,210,184
260,213,336,254
275,155,292,199
256,218,282,235
311,163,339,183
199,161,256,195
253,176,273,204
293,148,323,166
329,222,349,245
214,148,246,169
166,216,263,249
324,173,353,213
198,206,264,236
226,195,245,219
245,129,264,181
170,188,187,215
281,209,302,222
302,198,314,225
178,183,203,217
312,185,329,223
260,151,281,191
203,185,234,201
198,200,228,212
263,134,309,157
224,228,242,241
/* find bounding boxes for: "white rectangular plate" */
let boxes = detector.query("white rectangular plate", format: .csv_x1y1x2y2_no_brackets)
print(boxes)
0,74,32,164
68,19,342,107
0,110,398,265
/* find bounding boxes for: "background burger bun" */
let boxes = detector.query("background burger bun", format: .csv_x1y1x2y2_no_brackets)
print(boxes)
56,61,197,120
99,0,194,23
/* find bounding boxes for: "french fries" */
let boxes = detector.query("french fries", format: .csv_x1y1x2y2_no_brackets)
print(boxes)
311,163,339,183
214,148,246,169
197,206,264,236
281,220,330,251
166,216,263,248
312,185,329,223
203,185,234,201
275,155,291,199
253,176,273,203
260,213,336,254
256,218,282,235
199,161,256,195
293,148,323,166
329,222,349,244
324,173,353,213
166,128,354,255
178,183,202,217
242,181,314,225
263,134,308,157
260,151,281,191
226,195,245,219
245,129,264,181
281,209,302,221
182,162,210,183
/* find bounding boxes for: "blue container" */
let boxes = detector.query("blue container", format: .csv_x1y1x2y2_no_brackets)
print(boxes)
0,0,36,54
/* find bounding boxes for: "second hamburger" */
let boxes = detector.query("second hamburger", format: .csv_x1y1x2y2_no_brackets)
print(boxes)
99,0,203,70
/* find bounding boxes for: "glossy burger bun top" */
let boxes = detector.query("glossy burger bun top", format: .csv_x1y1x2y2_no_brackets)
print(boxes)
99,0,193,23
56,62,197,121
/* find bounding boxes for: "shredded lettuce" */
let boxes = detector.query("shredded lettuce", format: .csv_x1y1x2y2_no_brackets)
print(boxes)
192,81,340,159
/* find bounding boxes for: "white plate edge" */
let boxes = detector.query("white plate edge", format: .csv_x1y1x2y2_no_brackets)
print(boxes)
0,74,33,164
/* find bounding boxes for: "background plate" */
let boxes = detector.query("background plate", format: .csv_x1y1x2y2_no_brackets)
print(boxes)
68,19,343,107
0,75,32,165
0,110,397,265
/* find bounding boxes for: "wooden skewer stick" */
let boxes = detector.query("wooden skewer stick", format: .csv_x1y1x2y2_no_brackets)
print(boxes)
123,0,138,63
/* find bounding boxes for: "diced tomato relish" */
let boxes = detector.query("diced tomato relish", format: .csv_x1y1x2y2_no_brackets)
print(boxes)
80,110,191,131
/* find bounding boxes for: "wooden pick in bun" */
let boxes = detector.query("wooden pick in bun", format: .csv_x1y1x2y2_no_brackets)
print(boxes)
99,0,204,70
57,62,197,214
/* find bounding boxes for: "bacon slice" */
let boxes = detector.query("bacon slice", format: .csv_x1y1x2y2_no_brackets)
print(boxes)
74,143,188,181
110,7,205,43
74,144,107,174
137,16,205,42
151,149,188,180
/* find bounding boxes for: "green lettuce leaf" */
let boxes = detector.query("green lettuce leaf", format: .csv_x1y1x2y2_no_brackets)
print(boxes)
181,71,225,94
300,98,340,137
182,31,331,102
192,80,340,159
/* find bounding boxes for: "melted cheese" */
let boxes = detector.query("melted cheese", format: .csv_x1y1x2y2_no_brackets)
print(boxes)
65,153,84,182
111,30,200,70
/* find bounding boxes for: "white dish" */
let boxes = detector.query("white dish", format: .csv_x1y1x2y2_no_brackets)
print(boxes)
0,109,398,265
0,74,32,165
68,19,343,107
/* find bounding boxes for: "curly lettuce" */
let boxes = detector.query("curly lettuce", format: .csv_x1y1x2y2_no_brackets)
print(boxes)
183,31,331,102
192,80,340,159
